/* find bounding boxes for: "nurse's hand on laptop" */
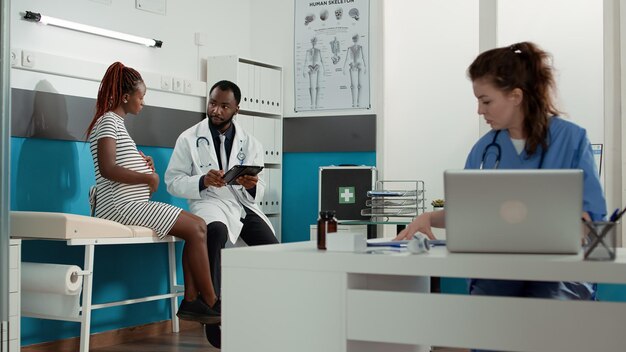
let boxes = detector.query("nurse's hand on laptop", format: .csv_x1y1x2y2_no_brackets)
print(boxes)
394,211,443,241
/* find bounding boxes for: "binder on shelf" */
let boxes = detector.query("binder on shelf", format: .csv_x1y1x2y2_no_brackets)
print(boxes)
237,62,251,110
253,117,275,162
270,68,282,114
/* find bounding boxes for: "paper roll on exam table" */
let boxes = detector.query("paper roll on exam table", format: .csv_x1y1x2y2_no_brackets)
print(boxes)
21,263,85,318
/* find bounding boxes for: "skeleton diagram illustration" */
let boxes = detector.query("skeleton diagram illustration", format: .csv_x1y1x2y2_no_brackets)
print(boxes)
330,36,341,65
343,34,367,107
303,37,326,109
349,8,359,20
335,7,343,20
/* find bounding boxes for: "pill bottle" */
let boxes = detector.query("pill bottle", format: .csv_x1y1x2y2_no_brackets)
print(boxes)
317,210,337,250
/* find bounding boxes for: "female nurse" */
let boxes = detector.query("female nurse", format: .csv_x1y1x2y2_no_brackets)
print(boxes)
396,42,607,308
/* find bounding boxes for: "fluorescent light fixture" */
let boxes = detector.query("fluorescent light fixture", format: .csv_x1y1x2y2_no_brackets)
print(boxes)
23,11,163,48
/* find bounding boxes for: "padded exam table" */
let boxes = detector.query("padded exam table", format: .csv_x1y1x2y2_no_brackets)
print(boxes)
11,211,183,352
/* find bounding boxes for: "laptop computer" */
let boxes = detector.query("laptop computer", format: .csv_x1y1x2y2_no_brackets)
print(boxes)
444,169,583,254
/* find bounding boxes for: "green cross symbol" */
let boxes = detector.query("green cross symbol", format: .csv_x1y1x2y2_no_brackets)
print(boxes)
338,187,355,204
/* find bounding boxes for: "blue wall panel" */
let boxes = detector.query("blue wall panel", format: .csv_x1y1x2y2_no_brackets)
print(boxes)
11,137,187,345
281,151,376,243
597,284,626,302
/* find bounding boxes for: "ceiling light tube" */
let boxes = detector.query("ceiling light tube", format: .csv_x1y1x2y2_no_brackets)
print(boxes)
23,11,163,48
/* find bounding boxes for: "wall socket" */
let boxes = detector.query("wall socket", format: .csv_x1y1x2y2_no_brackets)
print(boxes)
161,76,172,90
136,0,166,15
22,51,35,68
172,77,183,92
194,32,208,46
10,50,17,66
184,80,193,94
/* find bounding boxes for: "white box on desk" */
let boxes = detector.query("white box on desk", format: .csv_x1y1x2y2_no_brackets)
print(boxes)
326,232,367,252
310,224,367,241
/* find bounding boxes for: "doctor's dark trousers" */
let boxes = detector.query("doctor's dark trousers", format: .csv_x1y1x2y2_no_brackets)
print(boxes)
205,206,278,296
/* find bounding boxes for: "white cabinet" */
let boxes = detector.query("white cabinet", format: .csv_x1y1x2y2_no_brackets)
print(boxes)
267,168,282,215
8,239,20,351
258,167,281,217
236,114,255,136
253,117,278,164
209,57,282,116
207,56,283,241
233,61,282,115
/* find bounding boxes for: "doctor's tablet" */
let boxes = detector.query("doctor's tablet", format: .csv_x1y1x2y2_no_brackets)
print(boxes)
223,165,264,185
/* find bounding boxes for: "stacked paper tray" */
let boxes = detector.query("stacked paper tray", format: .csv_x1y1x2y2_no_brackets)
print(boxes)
362,180,427,218
360,207,417,217
366,190,422,198
363,189,419,217
366,199,417,207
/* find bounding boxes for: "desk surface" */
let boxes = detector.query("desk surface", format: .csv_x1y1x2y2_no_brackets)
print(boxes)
223,241,626,284
223,241,626,352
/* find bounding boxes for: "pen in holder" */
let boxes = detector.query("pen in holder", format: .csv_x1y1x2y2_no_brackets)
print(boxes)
583,220,617,261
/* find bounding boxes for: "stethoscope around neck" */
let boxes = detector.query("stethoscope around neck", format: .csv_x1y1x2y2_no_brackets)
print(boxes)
480,130,546,169
195,135,247,168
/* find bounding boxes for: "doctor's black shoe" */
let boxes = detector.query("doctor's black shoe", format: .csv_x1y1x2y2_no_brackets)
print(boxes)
176,297,221,324
204,323,221,349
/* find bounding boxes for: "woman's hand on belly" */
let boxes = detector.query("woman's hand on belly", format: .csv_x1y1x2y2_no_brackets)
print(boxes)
147,173,159,194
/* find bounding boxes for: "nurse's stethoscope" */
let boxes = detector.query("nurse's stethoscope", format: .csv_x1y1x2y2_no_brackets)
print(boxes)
195,136,247,168
480,130,546,169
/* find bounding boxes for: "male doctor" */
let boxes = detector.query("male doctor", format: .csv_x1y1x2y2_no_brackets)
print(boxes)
165,80,277,299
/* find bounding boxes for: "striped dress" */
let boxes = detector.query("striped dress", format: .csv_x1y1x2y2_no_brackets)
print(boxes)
89,112,182,238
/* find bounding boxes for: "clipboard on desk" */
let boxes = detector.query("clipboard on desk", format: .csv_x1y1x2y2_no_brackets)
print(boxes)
223,165,264,185
367,240,408,248
366,239,446,248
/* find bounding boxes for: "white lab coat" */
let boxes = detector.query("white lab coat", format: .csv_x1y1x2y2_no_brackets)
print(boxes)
165,119,274,244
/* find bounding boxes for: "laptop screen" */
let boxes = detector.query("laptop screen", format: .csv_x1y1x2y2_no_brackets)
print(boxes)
444,169,583,254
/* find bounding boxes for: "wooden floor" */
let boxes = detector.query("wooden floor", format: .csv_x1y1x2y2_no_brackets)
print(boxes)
88,327,468,352
90,327,218,352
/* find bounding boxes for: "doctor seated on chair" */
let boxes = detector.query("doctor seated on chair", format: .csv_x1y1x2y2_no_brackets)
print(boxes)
165,80,278,300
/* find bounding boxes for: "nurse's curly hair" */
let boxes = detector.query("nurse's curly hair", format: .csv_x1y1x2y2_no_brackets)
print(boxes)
86,62,144,137
467,41,560,156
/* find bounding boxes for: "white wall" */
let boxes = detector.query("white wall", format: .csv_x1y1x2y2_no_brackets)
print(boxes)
497,0,616,231
11,0,254,112
498,0,604,143
249,0,293,100
381,0,480,226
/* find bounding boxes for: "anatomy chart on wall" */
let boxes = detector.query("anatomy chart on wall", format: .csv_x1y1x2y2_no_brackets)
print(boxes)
294,0,370,112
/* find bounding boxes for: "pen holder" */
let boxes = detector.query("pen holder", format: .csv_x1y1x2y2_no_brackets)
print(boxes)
583,221,617,261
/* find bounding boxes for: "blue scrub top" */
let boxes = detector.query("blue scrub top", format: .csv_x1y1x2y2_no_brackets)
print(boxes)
464,116,607,221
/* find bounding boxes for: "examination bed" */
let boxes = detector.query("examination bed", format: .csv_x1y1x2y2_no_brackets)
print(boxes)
10,211,183,352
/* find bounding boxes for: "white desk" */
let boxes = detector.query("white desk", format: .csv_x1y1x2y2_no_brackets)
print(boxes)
222,241,626,352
